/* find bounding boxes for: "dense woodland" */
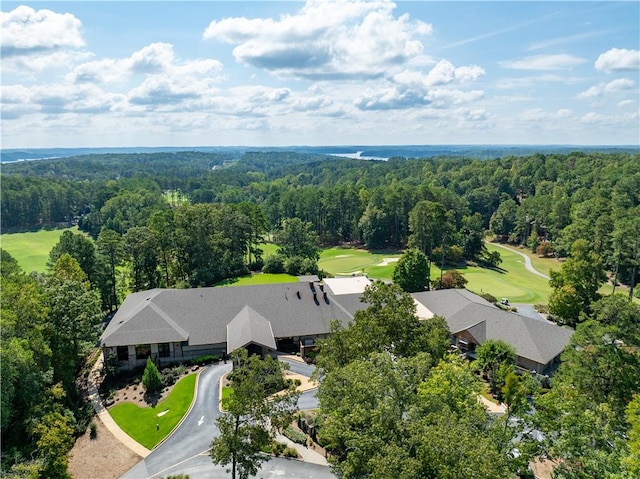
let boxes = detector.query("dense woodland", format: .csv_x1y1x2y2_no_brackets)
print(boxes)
1,150,640,478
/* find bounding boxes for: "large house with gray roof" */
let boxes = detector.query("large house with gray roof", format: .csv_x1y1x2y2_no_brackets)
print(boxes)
100,277,572,374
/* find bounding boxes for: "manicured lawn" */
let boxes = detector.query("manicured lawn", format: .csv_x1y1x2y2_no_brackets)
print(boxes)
318,247,402,280
0,226,84,273
218,273,298,286
260,242,279,257
486,242,559,277
221,386,233,411
462,246,552,304
109,374,196,450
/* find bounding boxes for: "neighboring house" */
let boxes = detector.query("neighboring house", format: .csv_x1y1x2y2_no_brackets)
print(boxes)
101,278,572,374
412,288,573,374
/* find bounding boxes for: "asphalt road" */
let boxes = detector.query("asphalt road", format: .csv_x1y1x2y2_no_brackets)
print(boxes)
120,360,332,479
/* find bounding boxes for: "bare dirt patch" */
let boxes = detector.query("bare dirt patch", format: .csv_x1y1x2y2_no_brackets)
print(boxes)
68,416,140,479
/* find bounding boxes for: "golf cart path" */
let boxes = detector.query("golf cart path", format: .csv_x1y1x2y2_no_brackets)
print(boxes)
489,242,550,280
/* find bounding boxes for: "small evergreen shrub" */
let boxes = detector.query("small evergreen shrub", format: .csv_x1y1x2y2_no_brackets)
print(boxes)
89,421,98,439
283,447,299,458
188,355,219,366
284,426,307,445
142,357,163,394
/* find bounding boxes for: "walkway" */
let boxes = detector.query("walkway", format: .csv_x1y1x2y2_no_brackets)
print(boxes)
489,242,550,280
87,355,151,458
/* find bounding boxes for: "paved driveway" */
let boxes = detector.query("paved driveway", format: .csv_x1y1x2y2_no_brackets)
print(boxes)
120,360,333,479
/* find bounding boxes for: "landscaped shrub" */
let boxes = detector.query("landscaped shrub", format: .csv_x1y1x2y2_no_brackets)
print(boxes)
283,447,299,458
271,441,286,456
480,292,498,304
188,355,219,366
89,421,97,439
142,357,163,394
283,426,307,445
263,254,285,274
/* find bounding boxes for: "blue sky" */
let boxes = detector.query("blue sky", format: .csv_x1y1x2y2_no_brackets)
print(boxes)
1,1,639,147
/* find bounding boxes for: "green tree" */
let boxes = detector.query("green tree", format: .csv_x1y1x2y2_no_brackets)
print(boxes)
393,248,430,292
549,239,607,326
124,226,160,291
408,200,448,260
275,217,319,261
210,350,299,479
48,230,98,284
474,339,516,396
96,227,125,311
142,357,163,395
46,255,102,395
316,283,450,372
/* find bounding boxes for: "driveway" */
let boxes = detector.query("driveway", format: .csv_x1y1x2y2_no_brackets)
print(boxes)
120,360,333,479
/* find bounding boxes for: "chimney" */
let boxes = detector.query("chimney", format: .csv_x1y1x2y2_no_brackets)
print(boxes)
309,282,316,293
296,291,301,299
313,292,319,305
323,292,329,304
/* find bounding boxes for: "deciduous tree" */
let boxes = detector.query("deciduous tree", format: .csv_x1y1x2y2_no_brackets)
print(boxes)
210,350,299,479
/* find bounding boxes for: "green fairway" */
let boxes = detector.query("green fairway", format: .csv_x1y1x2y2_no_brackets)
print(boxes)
163,190,189,206
318,247,402,280
0,226,83,274
109,373,196,450
260,242,279,257
218,273,298,286
462,245,552,304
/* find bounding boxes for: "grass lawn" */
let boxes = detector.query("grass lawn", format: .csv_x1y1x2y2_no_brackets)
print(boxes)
221,386,233,411
318,246,402,281
462,246,552,304
109,374,196,450
217,273,298,286
0,226,84,274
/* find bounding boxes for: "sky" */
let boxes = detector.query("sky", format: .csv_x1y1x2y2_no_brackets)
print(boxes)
1,1,639,148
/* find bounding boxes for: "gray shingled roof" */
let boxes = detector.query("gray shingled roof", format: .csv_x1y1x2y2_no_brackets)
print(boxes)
102,281,355,349
101,282,572,368
227,306,277,352
412,290,573,366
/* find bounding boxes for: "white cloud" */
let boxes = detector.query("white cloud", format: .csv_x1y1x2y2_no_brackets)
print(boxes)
579,111,638,126
519,108,574,122
68,43,224,84
499,54,586,70
576,78,636,98
203,0,432,79
1,5,85,55
1,6,88,72
617,99,635,108
595,48,640,72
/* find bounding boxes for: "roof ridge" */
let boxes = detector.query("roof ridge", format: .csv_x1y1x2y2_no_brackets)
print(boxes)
148,300,189,340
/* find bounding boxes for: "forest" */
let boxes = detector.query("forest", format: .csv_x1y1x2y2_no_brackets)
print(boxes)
1,150,639,478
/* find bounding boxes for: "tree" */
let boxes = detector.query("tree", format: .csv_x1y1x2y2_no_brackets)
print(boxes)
316,283,450,373
48,230,98,284
46,254,102,395
275,217,319,261
474,339,516,396
142,357,162,395
96,227,125,311
431,270,468,290
532,297,640,478
549,239,607,326
408,200,448,259
393,248,430,292
210,350,299,479
124,226,160,291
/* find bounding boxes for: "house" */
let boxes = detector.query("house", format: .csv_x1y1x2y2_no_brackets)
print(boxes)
101,278,572,374
412,288,573,374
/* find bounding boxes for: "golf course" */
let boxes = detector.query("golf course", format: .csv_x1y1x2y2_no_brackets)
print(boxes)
1,226,558,304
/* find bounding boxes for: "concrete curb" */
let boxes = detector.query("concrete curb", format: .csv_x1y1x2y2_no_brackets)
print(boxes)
152,365,207,450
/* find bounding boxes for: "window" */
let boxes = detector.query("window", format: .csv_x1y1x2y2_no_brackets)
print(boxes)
135,344,151,360
117,346,129,361
158,343,170,358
